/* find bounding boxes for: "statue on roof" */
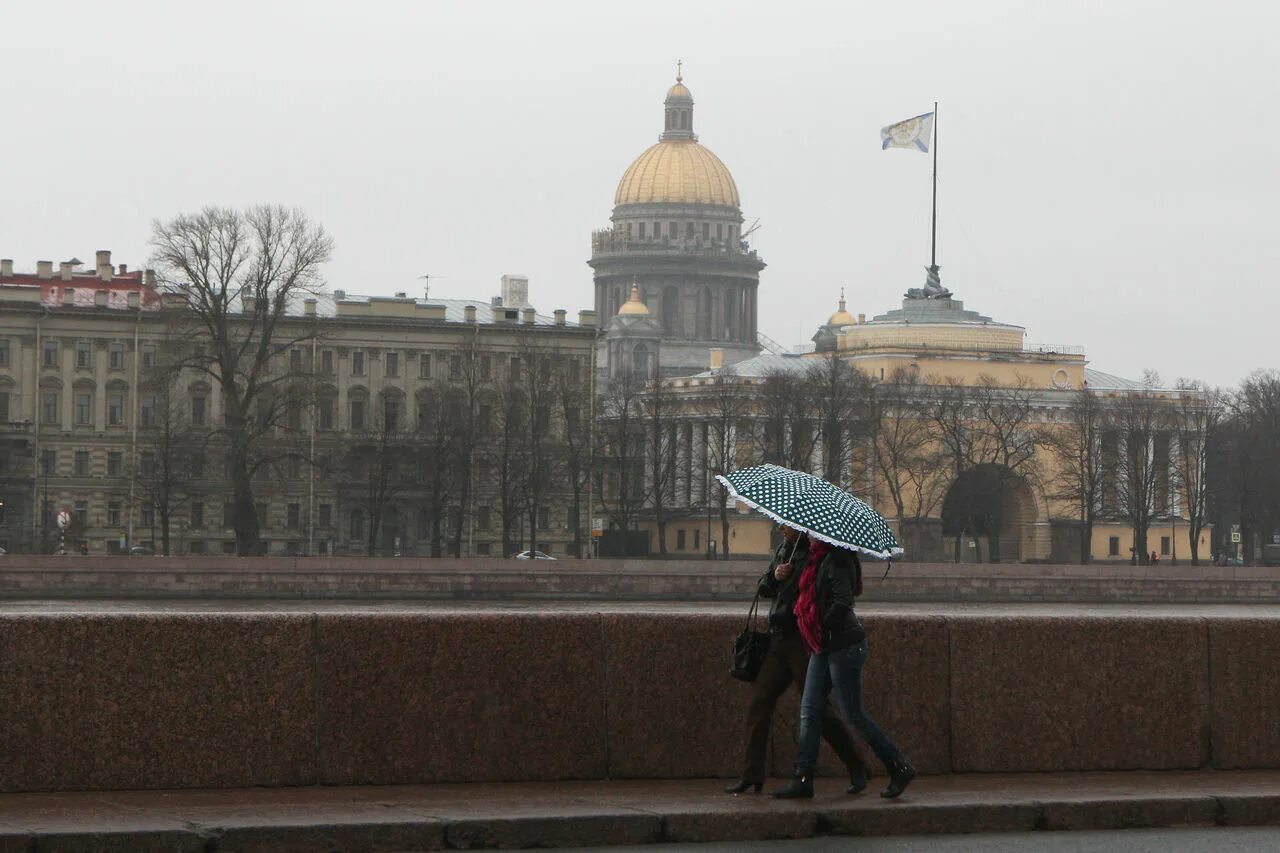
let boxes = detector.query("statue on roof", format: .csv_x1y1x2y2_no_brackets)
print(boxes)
904,264,952,300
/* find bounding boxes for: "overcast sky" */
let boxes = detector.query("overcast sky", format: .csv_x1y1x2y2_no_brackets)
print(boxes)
4,1,1276,388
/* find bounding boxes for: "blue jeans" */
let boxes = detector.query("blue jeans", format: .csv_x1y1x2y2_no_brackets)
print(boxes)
795,638,901,771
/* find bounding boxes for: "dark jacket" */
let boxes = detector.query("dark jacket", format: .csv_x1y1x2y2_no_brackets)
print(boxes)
813,548,866,652
757,536,810,633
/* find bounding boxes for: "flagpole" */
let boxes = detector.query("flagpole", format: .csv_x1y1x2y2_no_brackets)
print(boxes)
931,101,938,269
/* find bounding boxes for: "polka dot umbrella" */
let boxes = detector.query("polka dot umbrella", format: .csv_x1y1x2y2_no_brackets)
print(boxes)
717,463,903,560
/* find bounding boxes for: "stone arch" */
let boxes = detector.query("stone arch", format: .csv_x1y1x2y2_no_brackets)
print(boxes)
941,464,1042,563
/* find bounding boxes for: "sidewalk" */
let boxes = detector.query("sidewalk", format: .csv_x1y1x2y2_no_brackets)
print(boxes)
1,770,1278,851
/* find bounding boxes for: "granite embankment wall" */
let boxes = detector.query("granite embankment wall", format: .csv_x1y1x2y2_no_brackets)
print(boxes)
2,556,1280,602
0,609,1276,793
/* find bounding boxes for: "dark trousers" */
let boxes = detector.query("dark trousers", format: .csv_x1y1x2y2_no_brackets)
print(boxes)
739,630,873,782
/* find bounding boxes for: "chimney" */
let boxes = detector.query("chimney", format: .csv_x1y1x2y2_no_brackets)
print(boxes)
464,304,477,323
96,250,113,281
118,264,128,275
36,261,53,279
127,292,140,309
521,307,536,325
577,309,598,328
857,313,866,325
304,298,317,316
95,290,109,307
553,309,566,326
709,348,724,370
145,269,156,286
0,259,12,277
333,289,346,300
59,262,73,281
394,291,406,298
243,295,257,313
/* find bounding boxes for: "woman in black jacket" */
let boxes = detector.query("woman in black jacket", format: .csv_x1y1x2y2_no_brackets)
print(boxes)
772,541,916,800
724,526,873,795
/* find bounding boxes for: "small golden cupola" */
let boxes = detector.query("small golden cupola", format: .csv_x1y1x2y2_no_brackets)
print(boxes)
616,282,651,316
828,289,855,326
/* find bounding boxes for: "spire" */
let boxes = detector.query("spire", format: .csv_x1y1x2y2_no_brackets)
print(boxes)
661,66,695,141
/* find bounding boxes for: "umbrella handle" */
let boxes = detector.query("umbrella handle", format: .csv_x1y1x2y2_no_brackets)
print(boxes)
881,559,892,581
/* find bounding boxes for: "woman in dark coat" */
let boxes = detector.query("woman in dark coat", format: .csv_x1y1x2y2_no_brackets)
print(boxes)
724,526,873,794
773,540,916,800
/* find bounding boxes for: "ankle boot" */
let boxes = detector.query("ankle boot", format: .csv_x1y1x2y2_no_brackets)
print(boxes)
772,767,814,799
846,761,870,795
723,778,763,795
880,755,916,799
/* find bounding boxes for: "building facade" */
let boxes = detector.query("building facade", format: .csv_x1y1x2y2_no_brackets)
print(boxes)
0,254,599,556
590,72,765,378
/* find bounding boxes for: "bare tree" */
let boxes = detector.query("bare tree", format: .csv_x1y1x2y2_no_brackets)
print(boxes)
1039,386,1107,563
341,394,412,556
806,355,874,488
596,367,646,555
553,355,593,557
1170,380,1222,565
149,205,332,555
641,366,678,554
494,377,531,555
412,381,462,557
133,358,198,556
1112,390,1170,565
703,367,748,559
871,368,937,542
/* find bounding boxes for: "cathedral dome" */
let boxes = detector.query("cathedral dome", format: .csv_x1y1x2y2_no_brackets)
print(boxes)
614,141,740,207
613,70,741,209
828,292,855,326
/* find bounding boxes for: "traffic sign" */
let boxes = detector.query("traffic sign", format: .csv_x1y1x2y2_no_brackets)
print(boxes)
56,509,71,530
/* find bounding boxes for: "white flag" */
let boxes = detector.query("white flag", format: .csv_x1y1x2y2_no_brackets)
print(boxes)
880,112,935,152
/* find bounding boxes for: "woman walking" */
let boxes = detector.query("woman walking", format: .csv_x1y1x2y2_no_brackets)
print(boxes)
724,525,874,795
772,540,915,800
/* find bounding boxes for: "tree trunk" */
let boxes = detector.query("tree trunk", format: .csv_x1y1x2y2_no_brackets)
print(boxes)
230,451,259,556
656,519,668,555
719,503,730,560
161,508,172,556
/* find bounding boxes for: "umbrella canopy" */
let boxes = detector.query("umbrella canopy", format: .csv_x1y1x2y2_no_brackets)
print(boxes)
717,464,903,559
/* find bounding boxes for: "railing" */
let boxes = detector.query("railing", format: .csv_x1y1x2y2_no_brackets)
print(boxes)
1024,343,1085,355
590,230,761,263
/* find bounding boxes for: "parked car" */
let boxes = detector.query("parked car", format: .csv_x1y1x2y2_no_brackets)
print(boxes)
513,550,556,561
128,546,155,556
274,546,306,557
0,546,7,556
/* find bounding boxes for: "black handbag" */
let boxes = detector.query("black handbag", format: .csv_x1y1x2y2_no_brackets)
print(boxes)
729,576,772,682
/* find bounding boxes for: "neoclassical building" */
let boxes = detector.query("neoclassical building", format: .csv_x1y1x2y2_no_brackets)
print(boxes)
590,71,765,378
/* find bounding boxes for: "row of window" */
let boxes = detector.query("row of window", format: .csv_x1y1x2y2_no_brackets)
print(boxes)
11,389,184,427
16,339,159,370
301,349,579,383
622,220,740,243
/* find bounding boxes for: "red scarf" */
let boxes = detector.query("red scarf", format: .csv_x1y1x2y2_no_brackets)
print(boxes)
794,539,831,654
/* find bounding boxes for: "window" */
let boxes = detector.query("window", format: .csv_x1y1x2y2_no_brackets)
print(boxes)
76,341,93,369
677,529,687,550
509,356,521,379
74,393,92,426
287,456,301,479
141,505,154,528
419,353,432,379
479,355,491,381
694,529,701,551
478,506,491,529
41,391,58,424
0,338,9,366
141,394,156,427
716,223,723,241
189,541,206,555
74,450,90,476
105,451,122,476
256,502,268,527
1109,536,1120,557
40,449,56,476
385,352,399,378
74,501,88,527
108,393,124,426
351,351,365,376
383,397,399,431
566,407,580,433
0,391,7,422
417,399,434,432
42,339,59,367
319,503,332,528
477,404,492,434
290,349,302,373
669,221,677,239
191,396,206,426
107,501,121,527
190,451,205,479
188,501,204,529
350,509,365,540
141,451,156,476
1160,536,1171,556
477,542,491,556
702,222,710,241
321,350,334,375
141,343,156,368
223,503,235,529
287,400,302,431
350,398,366,431
638,222,647,239
109,343,124,369
538,506,549,530
287,503,301,529
41,500,54,528
536,405,550,431
221,540,237,554
449,354,462,380
318,398,334,431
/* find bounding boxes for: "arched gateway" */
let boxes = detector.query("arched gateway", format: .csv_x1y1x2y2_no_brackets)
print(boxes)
940,465,1042,563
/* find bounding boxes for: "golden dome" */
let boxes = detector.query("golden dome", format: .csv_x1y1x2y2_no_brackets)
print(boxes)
614,140,740,207
666,81,692,100
617,283,651,316
828,292,855,326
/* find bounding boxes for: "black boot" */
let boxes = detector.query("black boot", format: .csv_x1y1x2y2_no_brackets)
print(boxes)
723,779,763,795
880,756,916,799
846,762,870,795
772,767,814,799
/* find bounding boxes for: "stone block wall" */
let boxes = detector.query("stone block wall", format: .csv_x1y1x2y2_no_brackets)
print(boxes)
0,609,1275,792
